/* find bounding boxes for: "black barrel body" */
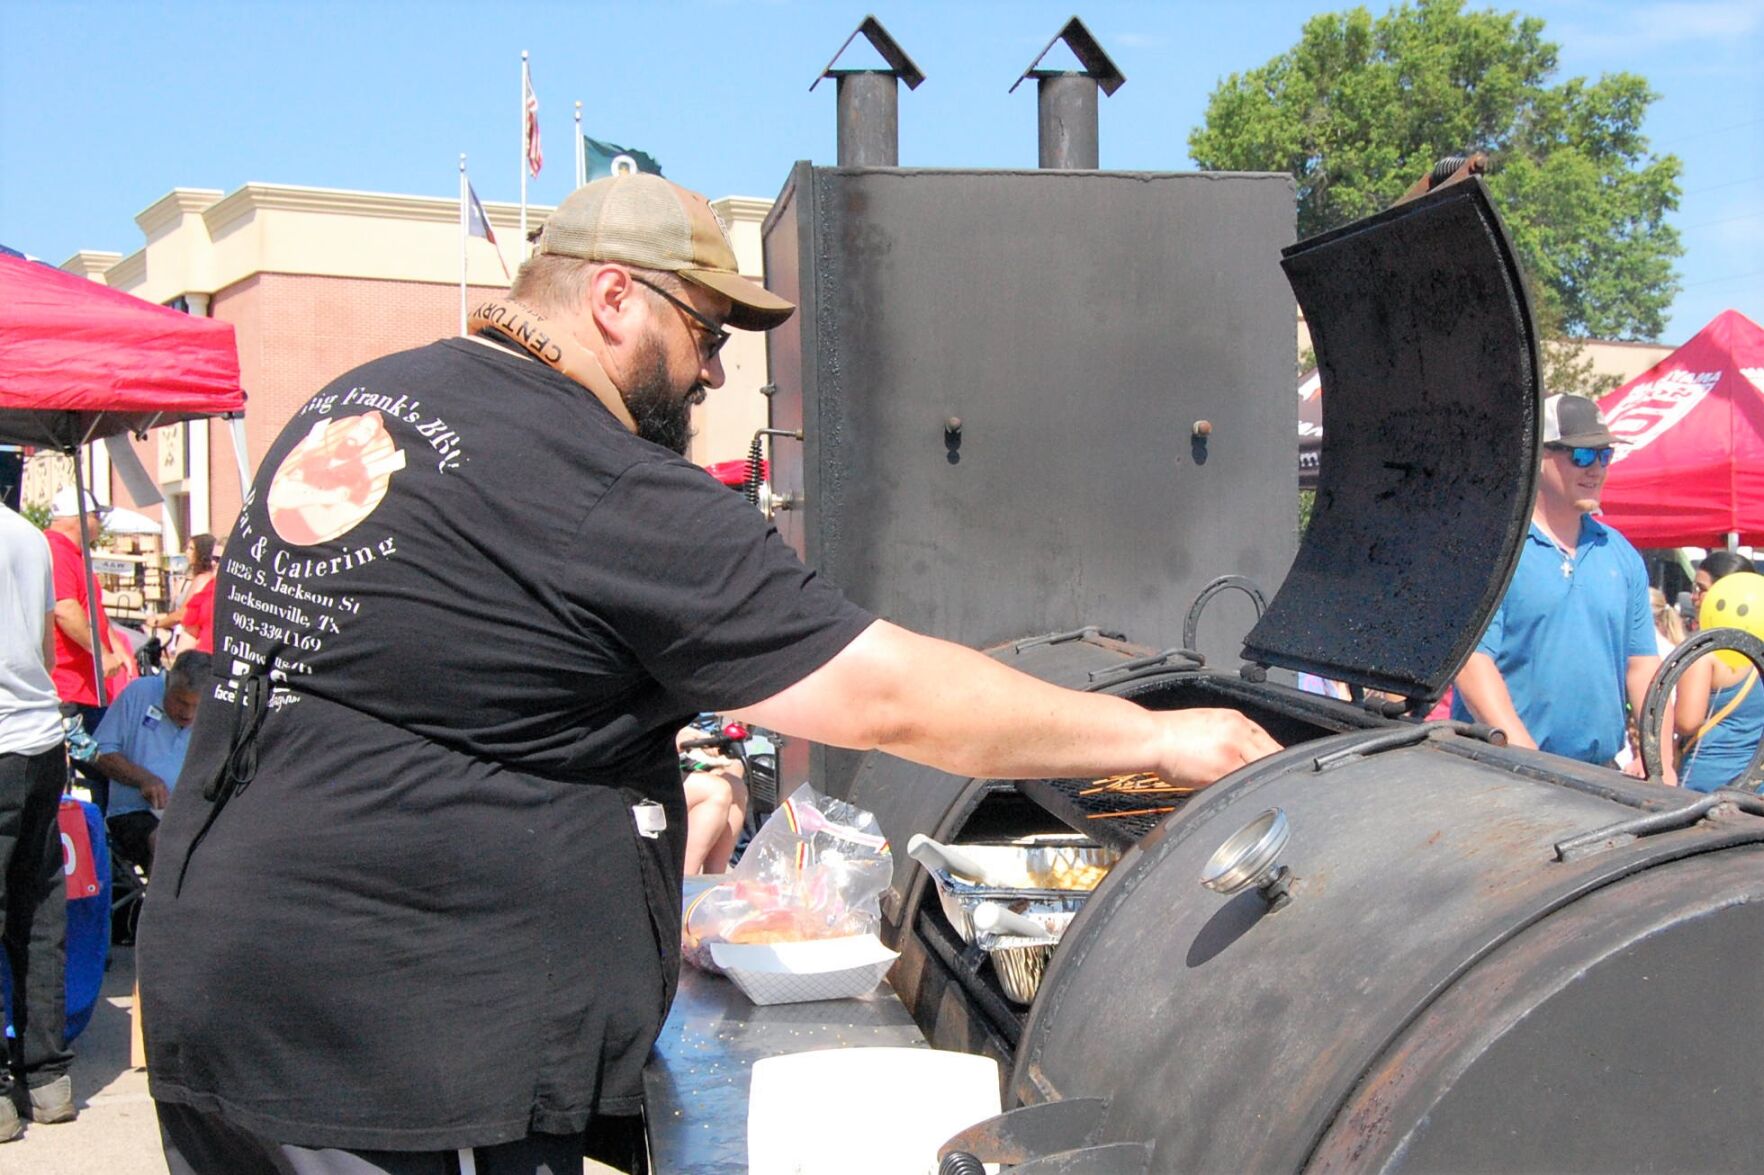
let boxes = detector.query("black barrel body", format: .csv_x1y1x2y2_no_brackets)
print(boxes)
1013,738,1764,1171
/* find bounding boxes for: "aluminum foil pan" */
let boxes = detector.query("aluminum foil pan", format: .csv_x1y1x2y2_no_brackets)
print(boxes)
985,936,1056,1005
917,835,1114,944
932,838,1119,891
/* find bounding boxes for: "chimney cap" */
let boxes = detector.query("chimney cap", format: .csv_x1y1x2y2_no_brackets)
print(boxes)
812,14,926,92
1011,15,1125,96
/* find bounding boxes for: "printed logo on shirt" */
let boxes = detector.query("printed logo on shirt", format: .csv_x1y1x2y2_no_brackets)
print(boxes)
267,410,407,546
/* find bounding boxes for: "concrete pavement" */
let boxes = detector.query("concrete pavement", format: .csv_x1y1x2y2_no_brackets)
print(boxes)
6,945,164,1173
6,945,623,1172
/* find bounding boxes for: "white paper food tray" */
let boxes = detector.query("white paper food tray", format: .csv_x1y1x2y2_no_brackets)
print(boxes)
709,934,898,1005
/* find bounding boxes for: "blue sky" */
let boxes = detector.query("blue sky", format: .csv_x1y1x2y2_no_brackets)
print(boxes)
1,0,1757,342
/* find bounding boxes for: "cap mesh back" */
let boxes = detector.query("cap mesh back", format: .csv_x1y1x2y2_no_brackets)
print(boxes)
543,176,707,272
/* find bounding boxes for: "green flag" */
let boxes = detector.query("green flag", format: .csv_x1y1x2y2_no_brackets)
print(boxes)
583,135,663,182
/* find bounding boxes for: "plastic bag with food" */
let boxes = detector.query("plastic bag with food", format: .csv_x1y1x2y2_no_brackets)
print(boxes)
683,783,892,972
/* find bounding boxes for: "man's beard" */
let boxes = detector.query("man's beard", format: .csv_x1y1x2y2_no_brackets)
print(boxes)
623,336,704,455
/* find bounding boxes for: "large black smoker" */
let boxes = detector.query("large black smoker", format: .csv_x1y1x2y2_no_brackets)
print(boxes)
749,20,1763,1173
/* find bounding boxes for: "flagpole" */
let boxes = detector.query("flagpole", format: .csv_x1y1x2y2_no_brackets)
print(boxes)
519,50,529,259
459,154,469,336
575,101,584,187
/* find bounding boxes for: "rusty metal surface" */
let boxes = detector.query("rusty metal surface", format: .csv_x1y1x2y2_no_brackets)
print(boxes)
644,963,930,1173
1310,846,1764,1172
1006,1143,1153,1174
1250,178,1540,705
1011,740,1764,1172
940,1098,1111,1164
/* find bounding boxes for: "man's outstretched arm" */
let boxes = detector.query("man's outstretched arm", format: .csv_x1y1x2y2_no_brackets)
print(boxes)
735,619,1281,789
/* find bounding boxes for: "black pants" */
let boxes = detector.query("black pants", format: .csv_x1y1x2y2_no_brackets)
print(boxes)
0,744,72,1086
158,1101,649,1174
109,809,160,877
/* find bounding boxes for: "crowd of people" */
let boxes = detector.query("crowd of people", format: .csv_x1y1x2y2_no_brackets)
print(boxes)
1,492,214,1141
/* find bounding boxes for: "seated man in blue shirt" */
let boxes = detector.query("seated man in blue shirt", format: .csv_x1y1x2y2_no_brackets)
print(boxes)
93,652,209,875
1453,396,1662,772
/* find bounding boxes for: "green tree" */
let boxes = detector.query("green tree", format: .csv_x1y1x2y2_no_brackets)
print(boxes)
1189,0,1683,342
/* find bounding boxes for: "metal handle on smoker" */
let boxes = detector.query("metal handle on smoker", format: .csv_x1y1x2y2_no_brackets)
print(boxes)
1087,647,1204,684
1181,574,1267,655
1635,627,1764,790
1555,789,1764,862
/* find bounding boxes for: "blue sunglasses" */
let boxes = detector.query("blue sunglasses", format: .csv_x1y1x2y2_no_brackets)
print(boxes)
1548,444,1614,468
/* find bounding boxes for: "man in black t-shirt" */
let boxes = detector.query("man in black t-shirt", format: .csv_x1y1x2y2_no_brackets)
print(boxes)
141,173,1279,1175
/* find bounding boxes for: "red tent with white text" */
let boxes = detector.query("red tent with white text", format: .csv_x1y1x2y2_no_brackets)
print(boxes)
1595,309,1764,548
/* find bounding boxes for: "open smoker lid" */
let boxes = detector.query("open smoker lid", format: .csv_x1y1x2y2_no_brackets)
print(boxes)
1242,178,1540,707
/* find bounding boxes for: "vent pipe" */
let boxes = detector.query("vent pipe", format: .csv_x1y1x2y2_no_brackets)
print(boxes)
1011,16,1125,169
812,15,925,167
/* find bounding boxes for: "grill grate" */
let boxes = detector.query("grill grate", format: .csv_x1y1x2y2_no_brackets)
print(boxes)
1017,776,1193,848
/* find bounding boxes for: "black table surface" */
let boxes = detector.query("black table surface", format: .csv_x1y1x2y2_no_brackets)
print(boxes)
643,963,930,1172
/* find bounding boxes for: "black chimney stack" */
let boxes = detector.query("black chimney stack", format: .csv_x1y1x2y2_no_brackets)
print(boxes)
812,15,925,168
1012,16,1125,169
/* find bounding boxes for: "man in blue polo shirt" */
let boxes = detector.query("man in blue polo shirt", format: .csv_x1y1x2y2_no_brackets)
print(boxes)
1454,395,1660,770
93,652,208,875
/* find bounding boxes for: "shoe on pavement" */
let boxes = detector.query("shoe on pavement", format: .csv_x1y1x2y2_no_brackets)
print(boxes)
0,1093,20,1142
27,1075,77,1124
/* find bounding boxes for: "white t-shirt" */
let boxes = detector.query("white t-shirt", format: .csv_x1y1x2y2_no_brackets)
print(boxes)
0,504,64,755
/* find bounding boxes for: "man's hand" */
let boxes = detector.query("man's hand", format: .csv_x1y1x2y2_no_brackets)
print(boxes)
102,649,127,677
1151,708,1282,788
140,776,170,809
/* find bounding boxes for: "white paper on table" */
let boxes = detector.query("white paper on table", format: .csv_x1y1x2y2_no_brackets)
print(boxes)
748,1046,1001,1175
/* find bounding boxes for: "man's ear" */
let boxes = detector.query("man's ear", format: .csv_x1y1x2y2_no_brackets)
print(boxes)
586,265,642,347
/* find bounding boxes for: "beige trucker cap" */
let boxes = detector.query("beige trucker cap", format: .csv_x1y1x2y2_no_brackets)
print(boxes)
536,173,795,331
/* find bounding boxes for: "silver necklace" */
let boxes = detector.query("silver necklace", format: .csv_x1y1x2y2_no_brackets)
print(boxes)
1547,534,1575,580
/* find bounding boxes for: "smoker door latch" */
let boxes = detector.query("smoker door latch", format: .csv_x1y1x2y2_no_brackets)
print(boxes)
939,1098,1112,1167
1554,790,1764,862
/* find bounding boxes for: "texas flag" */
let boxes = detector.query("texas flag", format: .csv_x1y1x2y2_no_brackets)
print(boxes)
465,181,510,278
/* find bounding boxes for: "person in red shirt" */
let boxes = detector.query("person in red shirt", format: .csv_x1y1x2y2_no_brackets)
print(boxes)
45,488,126,722
174,575,217,656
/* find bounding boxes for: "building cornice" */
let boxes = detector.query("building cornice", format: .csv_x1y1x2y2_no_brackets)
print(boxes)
203,182,547,237
108,249,148,291
713,196,776,223
60,251,124,281
135,188,225,238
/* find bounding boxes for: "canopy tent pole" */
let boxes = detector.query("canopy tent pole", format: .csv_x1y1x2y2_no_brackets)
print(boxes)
71,443,109,708
227,413,252,499
1728,531,1739,552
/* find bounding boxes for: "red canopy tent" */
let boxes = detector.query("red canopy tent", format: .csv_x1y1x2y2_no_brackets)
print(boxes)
1596,309,1764,549
0,252,244,449
0,250,245,704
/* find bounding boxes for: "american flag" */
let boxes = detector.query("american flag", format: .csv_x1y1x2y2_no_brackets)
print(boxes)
522,60,542,178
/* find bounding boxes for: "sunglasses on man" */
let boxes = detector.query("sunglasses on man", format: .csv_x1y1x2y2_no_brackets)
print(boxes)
1547,444,1614,468
631,276,731,363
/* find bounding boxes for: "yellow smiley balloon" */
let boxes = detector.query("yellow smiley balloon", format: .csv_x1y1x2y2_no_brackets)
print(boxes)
1698,571,1764,670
